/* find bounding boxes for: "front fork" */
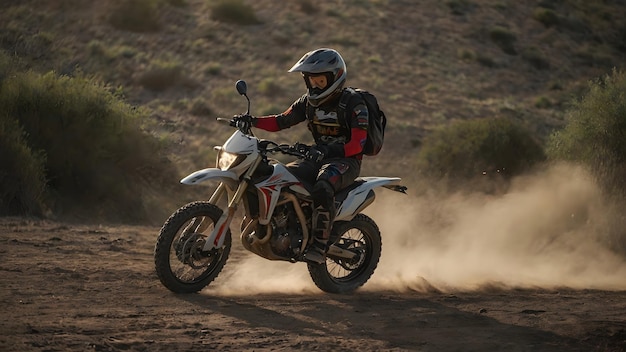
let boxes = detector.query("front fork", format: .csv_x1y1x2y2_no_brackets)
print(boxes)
198,156,263,251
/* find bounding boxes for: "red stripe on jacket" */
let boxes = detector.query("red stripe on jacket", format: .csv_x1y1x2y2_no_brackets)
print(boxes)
255,116,280,132
344,128,367,157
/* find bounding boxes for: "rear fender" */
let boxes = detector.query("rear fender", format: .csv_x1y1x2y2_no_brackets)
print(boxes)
335,177,402,221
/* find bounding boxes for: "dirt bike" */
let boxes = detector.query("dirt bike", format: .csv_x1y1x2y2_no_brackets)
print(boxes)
154,80,407,294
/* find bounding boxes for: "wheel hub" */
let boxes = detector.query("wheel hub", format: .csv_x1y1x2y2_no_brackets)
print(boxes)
334,239,366,270
176,232,211,269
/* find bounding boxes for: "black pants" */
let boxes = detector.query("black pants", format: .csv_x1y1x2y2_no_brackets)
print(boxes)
287,157,361,241
286,157,362,193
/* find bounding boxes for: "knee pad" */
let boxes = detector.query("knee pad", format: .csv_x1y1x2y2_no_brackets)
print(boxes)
312,180,334,210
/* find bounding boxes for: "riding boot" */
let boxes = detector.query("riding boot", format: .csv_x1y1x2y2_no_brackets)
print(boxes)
304,206,334,264
305,180,336,264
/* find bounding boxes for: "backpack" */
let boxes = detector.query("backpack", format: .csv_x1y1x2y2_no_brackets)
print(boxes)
338,87,387,156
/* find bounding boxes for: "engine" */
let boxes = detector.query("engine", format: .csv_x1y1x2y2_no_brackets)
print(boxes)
268,203,305,257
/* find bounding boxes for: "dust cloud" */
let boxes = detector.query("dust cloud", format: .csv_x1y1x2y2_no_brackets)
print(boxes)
210,254,319,296
369,163,626,292
209,164,626,296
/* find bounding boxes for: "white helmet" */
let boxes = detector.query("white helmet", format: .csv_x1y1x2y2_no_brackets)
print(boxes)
288,48,347,107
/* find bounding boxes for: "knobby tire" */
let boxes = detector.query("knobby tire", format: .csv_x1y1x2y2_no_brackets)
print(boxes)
154,201,231,293
307,214,381,294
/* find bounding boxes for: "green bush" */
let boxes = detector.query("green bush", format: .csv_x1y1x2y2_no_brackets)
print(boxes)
547,69,626,255
0,114,47,215
547,68,626,196
210,0,261,25
0,70,179,222
0,51,47,215
416,117,546,189
0,51,12,83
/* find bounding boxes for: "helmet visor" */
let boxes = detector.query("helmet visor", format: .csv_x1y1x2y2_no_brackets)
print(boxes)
306,73,328,89
303,72,334,96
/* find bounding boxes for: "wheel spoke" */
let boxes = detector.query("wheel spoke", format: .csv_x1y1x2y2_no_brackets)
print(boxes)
168,217,222,283
155,202,232,293
306,214,381,293
327,228,368,280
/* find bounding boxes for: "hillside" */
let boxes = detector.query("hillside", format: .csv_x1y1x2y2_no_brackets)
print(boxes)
2,0,625,178
2,4,626,350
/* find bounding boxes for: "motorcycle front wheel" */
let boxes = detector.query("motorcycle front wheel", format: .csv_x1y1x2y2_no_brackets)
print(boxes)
308,214,381,294
154,201,231,293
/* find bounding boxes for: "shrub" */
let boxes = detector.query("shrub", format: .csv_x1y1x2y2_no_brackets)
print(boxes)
533,7,559,27
210,0,261,25
547,68,626,197
446,0,474,16
87,40,115,63
203,62,222,76
0,70,179,222
138,59,184,91
457,48,476,61
534,96,553,109
0,51,12,83
0,27,53,60
0,52,47,215
299,0,317,13
189,97,213,116
522,47,550,70
0,114,47,215
547,69,626,256
416,117,546,189
257,77,282,97
168,0,187,6
476,54,497,68
614,25,626,53
490,26,517,55
109,0,161,32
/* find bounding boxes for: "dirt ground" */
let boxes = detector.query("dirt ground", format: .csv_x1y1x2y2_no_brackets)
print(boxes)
1,217,625,352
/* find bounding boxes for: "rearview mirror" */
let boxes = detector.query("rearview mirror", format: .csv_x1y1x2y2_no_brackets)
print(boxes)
235,80,247,96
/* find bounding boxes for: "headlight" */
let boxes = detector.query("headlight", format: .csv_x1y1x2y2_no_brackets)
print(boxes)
217,149,245,170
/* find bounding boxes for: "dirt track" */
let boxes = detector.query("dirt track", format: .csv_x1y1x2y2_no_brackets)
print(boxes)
1,217,625,352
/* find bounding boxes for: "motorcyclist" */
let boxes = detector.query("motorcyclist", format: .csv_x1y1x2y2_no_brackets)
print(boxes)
237,48,369,264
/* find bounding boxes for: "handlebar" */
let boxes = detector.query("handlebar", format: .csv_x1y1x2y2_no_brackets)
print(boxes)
220,115,254,135
262,141,310,159
218,116,313,160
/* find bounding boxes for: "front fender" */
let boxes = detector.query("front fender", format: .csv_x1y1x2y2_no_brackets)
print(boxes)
180,168,238,185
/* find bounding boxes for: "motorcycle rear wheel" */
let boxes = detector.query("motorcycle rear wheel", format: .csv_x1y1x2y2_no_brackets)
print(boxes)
308,214,381,294
154,201,231,293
